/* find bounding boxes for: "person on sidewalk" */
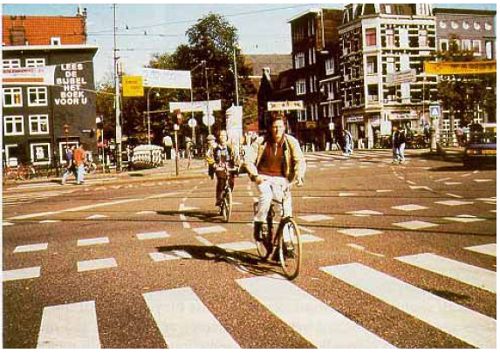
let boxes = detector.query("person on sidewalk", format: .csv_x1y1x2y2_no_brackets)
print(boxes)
61,146,76,185
343,129,353,156
73,143,86,184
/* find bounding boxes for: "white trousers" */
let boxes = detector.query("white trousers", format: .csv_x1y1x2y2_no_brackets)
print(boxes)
254,176,292,223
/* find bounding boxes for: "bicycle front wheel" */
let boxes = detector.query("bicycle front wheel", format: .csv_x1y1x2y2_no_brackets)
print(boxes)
278,218,302,280
221,188,232,223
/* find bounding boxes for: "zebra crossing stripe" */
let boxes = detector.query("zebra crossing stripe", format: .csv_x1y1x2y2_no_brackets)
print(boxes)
3,266,41,282
143,287,239,348
321,263,496,348
236,275,393,348
396,253,496,293
465,243,496,257
37,301,100,348
14,243,48,253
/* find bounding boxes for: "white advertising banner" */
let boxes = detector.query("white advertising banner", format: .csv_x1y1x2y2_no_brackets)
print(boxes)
2,66,56,85
267,100,304,111
141,68,191,89
169,100,222,113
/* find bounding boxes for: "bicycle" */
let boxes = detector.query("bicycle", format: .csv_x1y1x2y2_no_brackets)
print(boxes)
216,164,238,223
253,181,302,280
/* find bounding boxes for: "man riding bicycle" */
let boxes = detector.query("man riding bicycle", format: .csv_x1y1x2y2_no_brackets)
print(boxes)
206,130,238,208
243,114,306,241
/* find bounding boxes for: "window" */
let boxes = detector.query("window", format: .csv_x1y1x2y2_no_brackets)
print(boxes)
386,57,395,74
25,58,46,67
3,115,24,136
418,30,427,47
58,141,79,164
296,79,306,95
29,115,49,135
463,21,470,30
400,54,410,71
451,21,458,29
27,87,48,106
366,56,377,74
385,5,391,14
485,22,492,31
386,29,394,47
50,37,61,45
472,40,481,55
399,28,408,47
486,41,493,59
474,21,481,30
4,145,20,167
2,59,21,69
3,87,23,107
30,143,51,165
325,57,335,75
462,39,472,51
439,21,447,29
294,52,305,69
365,28,376,46
297,110,305,122
439,39,449,51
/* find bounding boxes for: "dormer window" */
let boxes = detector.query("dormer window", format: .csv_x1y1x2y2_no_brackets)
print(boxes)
50,37,61,45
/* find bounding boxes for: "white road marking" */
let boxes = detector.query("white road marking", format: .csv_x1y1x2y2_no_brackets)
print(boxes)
302,196,322,199
435,177,451,182
3,266,41,281
136,210,157,215
446,193,463,198
3,222,14,226
321,262,496,348
338,228,383,237
339,192,357,197
8,198,141,220
77,237,109,246
393,220,438,230
195,236,213,246
149,251,193,262
183,222,191,229
216,241,256,251
37,301,100,348
346,209,383,217
86,214,108,220
136,231,170,240
77,258,117,272
391,204,428,212
346,243,385,257
406,180,416,185
396,252,496,293
39,220,61,223
14,243,48,253
298,225,315,234
444,182,462,185
298,214,333,222
474,179,493,183
376,189,392,193
435,200,474,206
236,275,393,348
465,243,496,257
444,215,486,223
192,225,226,235
409,185,433,191
143,287,239,348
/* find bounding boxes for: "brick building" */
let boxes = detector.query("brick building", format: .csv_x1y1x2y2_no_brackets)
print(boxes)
2,9,98,168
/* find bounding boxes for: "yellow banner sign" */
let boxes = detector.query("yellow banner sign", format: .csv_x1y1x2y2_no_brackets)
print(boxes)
424,61,496,75
122,76,144,97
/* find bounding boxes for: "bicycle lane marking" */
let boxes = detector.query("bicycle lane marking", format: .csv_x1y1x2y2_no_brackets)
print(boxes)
236,275,394,348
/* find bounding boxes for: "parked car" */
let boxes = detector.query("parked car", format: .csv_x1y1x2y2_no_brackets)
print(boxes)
463,131,496,168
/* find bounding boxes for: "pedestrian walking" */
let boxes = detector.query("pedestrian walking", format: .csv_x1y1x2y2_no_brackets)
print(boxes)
343,129,353,156
392,126,406,164
61,146,76,185
73,143,86,184
163,135,173,160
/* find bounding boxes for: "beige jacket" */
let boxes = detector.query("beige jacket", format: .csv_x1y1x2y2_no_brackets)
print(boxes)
244,134,306,182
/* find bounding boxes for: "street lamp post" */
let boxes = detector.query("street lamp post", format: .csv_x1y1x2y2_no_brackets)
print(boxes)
328,120,334,151
146,87,160,146
173,121,180,176
233,44,239,106
204,66,212,135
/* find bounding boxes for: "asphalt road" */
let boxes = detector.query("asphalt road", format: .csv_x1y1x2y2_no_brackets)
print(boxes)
2,149,496,348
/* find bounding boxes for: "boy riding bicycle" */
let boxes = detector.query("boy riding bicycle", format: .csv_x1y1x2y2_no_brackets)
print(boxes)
206,130,238,208
243,114,306,242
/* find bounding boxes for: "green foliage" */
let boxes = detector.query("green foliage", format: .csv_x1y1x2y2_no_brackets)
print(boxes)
432,38,496,126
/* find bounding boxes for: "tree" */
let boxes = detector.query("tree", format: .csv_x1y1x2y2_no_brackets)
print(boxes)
432,36,496,127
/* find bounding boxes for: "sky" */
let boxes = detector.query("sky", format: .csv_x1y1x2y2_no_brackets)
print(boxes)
2,1,497,84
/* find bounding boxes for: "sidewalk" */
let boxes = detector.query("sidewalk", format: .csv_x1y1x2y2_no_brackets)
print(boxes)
3,158,208,190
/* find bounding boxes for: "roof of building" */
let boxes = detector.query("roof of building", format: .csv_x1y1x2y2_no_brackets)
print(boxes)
243,54,292,77
288,7,343,23
2,15,86,46
433,7,497,16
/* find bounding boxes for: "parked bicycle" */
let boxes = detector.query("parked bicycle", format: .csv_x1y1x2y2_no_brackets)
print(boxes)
253,182,302,280
2,163,36,183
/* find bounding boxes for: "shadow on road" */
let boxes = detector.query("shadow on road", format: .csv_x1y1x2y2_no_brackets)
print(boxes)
156,209,225,223
428,165,496,172
156,244,281,277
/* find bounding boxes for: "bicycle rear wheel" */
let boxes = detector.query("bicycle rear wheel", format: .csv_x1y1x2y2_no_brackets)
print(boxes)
278,218,302,280
221,188,232,223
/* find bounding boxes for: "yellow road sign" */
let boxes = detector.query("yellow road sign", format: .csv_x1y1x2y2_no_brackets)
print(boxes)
122,76,144,97
424,61,496,75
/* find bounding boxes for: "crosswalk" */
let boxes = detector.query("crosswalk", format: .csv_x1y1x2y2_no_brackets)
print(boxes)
15,242,496,349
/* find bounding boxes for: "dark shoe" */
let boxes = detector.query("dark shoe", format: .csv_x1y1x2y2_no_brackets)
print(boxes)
271,248,280,262
253,222,264,241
